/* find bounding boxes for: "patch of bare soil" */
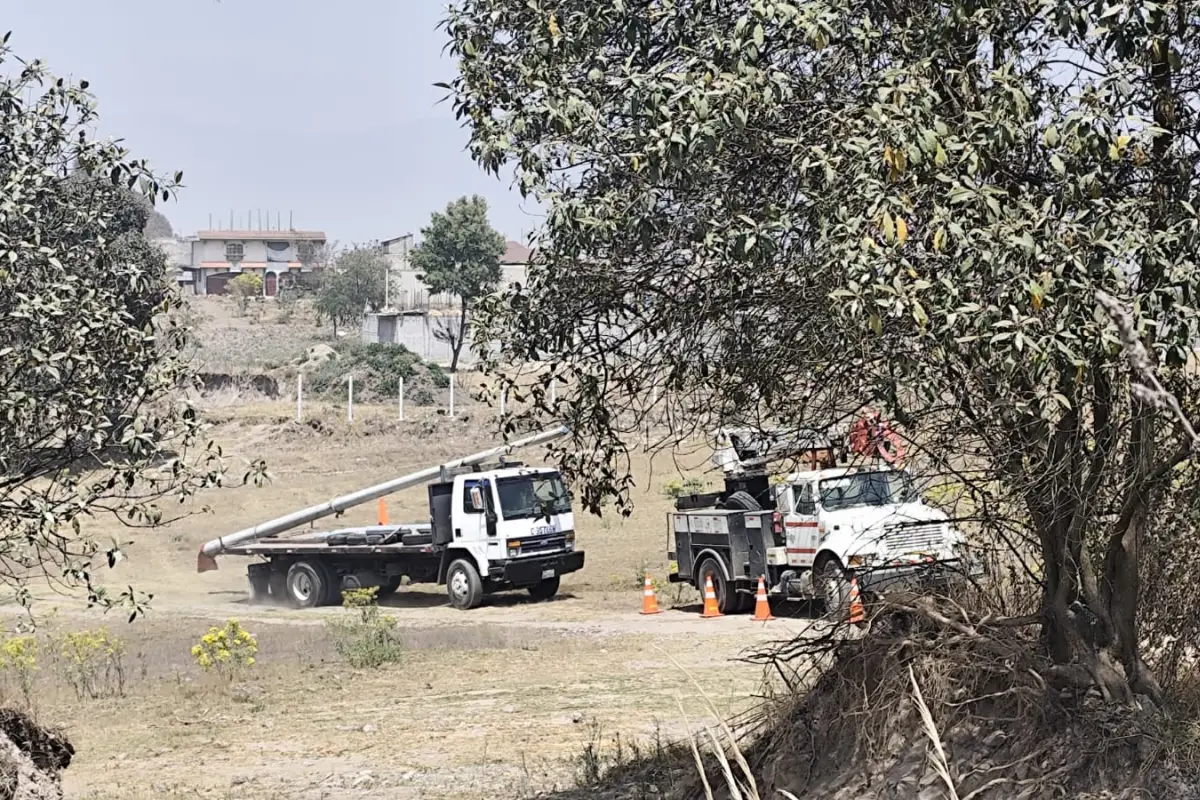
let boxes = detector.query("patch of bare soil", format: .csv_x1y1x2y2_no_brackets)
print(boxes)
546,609,1200,800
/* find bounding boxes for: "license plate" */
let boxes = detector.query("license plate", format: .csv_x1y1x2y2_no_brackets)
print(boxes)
668,560,679,575
541,569,555,580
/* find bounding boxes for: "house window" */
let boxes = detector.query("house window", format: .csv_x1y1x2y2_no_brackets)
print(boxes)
297,241,315,263
225,242,244,261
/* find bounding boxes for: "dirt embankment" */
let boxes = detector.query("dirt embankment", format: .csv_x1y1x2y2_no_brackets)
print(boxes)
545,608,1200,800
0,710,73,800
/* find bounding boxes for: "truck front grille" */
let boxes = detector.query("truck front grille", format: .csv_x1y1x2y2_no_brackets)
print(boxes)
883,522,944,554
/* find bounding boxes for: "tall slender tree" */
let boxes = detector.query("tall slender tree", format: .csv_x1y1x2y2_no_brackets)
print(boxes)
410,195,505,371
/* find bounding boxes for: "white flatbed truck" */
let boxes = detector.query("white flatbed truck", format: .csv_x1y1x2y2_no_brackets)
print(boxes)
196,426,584,610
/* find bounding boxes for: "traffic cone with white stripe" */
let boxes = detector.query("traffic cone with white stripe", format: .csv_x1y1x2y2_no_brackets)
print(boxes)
848,576,865,625
751,575,773,622
640,573,662,615
701,573,722,618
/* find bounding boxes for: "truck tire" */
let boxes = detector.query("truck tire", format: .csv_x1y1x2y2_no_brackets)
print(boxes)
527,576,560,602
268,569,288,603
697,557,744,614
248,573,270,605
285,561,328,609
446,559,484,610
321,563,344,606
722,491,762,512
817,558,850,620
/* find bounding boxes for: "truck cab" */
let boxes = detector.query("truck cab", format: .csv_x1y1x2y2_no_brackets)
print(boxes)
429,466,583,609
773,464,972,585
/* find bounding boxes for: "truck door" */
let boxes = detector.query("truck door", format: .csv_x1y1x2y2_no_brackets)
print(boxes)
458,477,496,544
783,481,819,568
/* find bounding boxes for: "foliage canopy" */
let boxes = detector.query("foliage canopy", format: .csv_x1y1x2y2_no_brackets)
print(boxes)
0,38,260,616
410,194,505,371
445,0,1200,699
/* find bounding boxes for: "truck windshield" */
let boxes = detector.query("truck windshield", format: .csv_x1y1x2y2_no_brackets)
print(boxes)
495,473,571,521
819,471,913,511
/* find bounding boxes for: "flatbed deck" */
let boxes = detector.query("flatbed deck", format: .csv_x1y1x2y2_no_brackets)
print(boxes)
224,540,438,558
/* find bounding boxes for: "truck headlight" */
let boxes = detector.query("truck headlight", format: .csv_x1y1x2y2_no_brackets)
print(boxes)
508,540,521,558
847,553,877,568
564,532,575,551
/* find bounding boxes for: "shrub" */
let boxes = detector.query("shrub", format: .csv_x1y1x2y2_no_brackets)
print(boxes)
227,273,263,314
191,620,257,681
661,477,708,499
0,635,37,709
308,341,449,403
54,628,126,700
327,587,404,669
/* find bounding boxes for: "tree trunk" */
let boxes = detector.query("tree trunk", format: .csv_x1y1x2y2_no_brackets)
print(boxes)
449,297,469,373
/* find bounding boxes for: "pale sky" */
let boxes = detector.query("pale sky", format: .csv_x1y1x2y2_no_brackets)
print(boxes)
5,0,538,245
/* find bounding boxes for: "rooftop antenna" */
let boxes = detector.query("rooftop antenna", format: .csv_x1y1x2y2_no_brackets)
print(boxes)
277,211,281,231
208,213,213,229
289,210,294,230
257,209,262,230
229,209,233,230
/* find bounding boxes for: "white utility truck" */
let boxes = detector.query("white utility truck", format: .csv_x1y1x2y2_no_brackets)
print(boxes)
667,421,983,615
196,426,582,610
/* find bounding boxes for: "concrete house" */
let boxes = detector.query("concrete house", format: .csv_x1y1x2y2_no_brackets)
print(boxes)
183,228,328,296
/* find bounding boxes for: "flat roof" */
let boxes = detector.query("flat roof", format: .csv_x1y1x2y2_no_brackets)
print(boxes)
194,230,326,241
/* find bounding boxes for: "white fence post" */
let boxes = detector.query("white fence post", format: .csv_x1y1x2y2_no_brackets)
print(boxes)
500,387,507,417
347,375,354,423
449,374,456,418
296,373,303,423
550,379,557,404
398,377,405,421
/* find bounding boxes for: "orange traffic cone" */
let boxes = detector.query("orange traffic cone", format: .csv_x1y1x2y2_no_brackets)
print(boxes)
377,498,389,525
701,574,722,618
751,575,773,622
640,574,662,615
848,576,865,625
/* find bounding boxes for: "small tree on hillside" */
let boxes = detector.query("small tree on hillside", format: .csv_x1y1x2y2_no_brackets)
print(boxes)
315,244,387,337
410,195,505,371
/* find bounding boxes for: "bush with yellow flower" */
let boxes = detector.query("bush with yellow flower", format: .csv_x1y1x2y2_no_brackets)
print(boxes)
191,620,257,681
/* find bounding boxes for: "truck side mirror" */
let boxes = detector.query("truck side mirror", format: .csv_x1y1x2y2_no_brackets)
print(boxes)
470,486,485,511
485,510,497,536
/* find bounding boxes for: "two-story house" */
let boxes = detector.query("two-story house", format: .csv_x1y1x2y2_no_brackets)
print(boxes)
187,229,328,296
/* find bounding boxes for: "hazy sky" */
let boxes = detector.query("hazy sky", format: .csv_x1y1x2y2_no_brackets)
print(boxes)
6,0,537,244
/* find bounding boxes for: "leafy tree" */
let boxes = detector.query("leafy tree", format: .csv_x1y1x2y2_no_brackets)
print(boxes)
445,0,1200,700
0,37,261,616
410,195,505,371
227,273,263,315
314,244,387,337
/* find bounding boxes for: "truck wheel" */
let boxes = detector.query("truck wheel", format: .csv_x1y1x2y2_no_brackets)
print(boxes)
722,491,762,511
446,559,484,610
527,576,560,602
247,572,270,605
285,561,328,609
268,569,288,603
817,558,850,620
318,564,344,606
697,558,743,614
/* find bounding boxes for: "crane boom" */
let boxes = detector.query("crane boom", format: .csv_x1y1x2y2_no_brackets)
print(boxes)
196,424,571,572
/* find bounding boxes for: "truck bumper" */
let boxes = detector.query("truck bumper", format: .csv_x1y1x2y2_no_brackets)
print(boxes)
856,557,985,594
489,551,586,586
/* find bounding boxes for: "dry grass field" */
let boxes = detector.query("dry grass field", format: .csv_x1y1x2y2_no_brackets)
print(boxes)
1,332,820,798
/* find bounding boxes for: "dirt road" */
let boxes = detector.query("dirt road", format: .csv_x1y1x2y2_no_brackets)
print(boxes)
0,408,814,799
